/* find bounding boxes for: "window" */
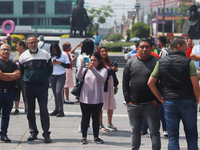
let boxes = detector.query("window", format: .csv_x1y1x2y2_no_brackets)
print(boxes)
19,18,40,25
0,18,17,25
55,1,72,14
52,18,70,25
158,21,172,33
23,1,45,14
0,1,13,14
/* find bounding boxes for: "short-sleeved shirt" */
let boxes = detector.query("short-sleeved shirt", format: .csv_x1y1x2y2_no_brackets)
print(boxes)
0,59,18,89
52,52,70,75
191,45,200,68
151,60,197,79
93,35,101,46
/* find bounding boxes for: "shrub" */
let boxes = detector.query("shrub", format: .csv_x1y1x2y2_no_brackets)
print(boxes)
103,42,136,52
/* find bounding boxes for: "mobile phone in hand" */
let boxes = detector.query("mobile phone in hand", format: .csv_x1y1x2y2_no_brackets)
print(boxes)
84,57,89,68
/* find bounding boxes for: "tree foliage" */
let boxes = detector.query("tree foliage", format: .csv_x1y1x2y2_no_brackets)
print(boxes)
175,2,188,32
130,22,150,38
87,4,113,32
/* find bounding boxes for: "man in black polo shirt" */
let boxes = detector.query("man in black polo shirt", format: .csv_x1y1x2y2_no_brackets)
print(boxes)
0,43,20,142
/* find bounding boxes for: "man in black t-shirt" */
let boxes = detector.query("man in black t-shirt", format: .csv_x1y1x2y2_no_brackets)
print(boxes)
0,43,20,143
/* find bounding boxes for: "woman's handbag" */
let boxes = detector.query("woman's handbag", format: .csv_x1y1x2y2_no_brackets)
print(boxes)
71,70,87,97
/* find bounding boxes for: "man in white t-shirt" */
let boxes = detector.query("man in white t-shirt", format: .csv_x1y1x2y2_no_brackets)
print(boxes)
38,35,50,53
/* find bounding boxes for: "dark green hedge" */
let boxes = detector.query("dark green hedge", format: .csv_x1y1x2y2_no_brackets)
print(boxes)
103,42,136,52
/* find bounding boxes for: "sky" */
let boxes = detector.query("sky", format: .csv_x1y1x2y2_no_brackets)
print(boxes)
84,0,181,28
84,0,136,28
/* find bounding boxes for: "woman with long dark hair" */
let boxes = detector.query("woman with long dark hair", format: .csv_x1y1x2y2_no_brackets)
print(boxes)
77,52,107,144
49,42,70,117
96,46,119,132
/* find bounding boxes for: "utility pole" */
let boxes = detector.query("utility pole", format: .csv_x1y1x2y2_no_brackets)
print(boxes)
193,0,195,5
162,0,165,36
34,0,38,37
150,0,153,35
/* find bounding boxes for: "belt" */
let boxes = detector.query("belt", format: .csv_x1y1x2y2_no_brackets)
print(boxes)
0,88,14,93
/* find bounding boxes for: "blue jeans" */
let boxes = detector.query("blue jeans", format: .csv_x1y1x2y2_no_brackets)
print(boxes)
0,92,14,137
127,103,161,150
142,104,166,134
164,99,198,150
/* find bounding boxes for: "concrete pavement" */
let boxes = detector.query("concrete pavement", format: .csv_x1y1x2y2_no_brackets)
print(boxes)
0,68,199,150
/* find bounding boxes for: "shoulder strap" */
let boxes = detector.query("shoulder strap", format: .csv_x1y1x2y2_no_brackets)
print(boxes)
82,69,87,81
40,42,45,49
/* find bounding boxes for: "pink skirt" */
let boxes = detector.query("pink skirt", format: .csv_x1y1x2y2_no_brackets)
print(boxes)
64,69,74,88
102,76,116,110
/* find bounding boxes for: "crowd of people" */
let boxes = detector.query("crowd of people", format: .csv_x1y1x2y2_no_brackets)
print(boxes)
0,34,199,150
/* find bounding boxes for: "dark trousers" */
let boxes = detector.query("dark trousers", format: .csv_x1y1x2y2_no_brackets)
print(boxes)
49,73,66,111
0,92,14,137
80,102,103,138
24,81,50,137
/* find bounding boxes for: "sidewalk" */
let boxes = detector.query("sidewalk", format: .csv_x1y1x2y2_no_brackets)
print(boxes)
0,68,199,150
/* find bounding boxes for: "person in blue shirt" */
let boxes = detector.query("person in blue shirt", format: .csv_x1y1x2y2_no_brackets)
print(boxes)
93,32,101,46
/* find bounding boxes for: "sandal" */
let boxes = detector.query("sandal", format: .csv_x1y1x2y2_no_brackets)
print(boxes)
106,124,118,131
99,126,109,132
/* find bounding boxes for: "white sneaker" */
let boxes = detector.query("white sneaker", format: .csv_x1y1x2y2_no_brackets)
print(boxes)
123,101,127,105
163,130,168,137
78,124,81,133
87,126,93,135
141,132,150,138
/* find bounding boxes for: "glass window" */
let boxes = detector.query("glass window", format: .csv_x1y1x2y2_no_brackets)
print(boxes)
0,1,13,14
0,18,17,25
55,1,72,14
52,18,70,25
19,18,40,25
23,1,45,14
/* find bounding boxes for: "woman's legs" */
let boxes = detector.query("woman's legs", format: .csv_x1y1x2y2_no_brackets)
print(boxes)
107,109,113,125
65,88,69,100
80,102,91,138
91,103,103,138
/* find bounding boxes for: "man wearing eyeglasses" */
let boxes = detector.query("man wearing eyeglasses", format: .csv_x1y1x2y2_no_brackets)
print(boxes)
0,43,20,142
19,35,53,143
123,38,161,150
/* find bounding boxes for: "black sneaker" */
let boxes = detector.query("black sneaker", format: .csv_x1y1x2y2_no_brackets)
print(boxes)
56,111,65,117
81,138,88,145
64,100,74,104
94,137,104,144
14,109,19,115
49,110,58,116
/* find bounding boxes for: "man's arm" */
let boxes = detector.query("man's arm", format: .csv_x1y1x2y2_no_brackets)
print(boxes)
147,76,164,103
190,76,200,105
122,62,131,105
190,53,200,61
0,70,20,81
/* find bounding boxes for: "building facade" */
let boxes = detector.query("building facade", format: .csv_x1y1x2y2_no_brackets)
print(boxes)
0,0,77,35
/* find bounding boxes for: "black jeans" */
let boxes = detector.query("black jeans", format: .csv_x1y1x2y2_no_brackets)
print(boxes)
80,102,103,138
24,81,50,137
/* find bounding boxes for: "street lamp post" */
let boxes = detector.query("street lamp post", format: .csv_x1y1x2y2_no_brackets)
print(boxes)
34,0,38,36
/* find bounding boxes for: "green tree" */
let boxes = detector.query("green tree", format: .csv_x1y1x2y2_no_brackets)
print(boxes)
130,22,150,38
175,2,188,32
87,3,113,32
